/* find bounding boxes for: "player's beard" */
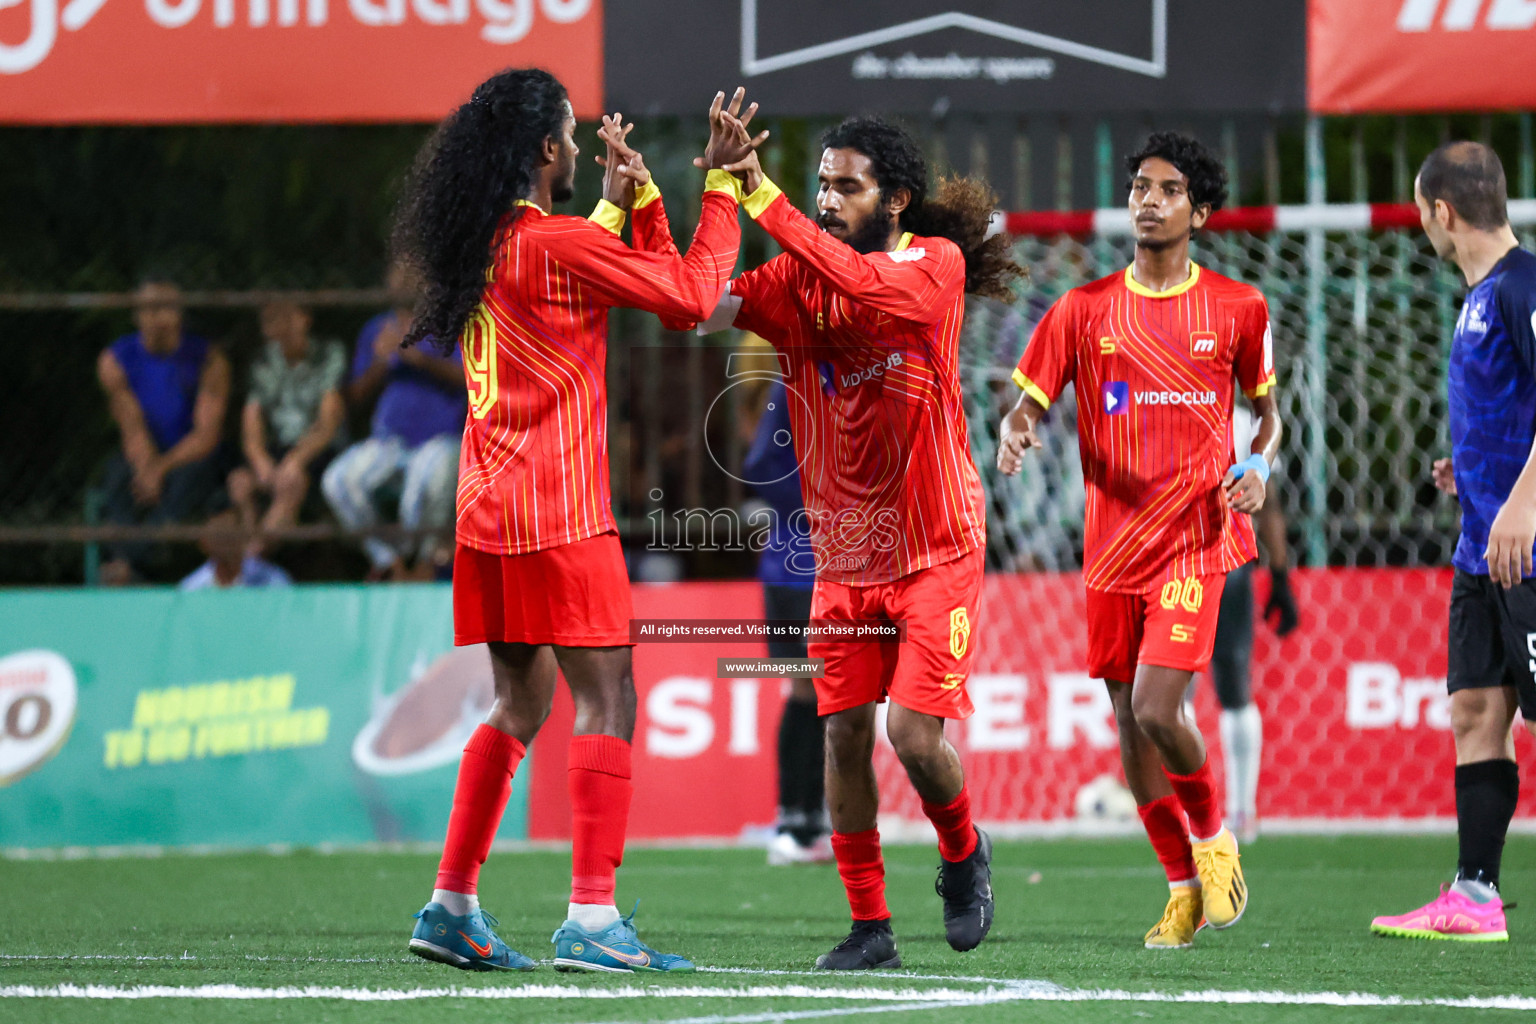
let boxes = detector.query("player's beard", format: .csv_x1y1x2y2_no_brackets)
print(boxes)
833,205,896,255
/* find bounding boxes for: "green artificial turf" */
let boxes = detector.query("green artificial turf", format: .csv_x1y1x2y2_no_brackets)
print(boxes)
3,835,1533,1023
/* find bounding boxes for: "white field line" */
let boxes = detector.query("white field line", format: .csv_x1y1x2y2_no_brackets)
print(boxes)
0,954,415,964
0,983,1021,1002
3,980,1536,1012
580,999,1000,1024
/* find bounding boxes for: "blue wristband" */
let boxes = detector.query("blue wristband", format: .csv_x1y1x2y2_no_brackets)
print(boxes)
1231,453,1271,484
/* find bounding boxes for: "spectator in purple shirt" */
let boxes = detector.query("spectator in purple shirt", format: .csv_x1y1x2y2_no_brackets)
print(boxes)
322,263,466,580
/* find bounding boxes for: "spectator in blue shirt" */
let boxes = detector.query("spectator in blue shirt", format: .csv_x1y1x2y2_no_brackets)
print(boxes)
180,499,292,591
97,278,231,585
322,263,466,580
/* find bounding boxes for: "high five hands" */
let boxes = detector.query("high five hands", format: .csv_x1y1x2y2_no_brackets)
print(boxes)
595,112,650,210
696,87,770,191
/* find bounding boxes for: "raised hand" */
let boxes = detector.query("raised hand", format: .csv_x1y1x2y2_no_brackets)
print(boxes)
695,87,769,172
596,113,649,210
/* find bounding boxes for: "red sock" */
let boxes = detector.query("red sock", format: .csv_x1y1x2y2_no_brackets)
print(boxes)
831,829,890,921
435,724,525,893
1138,795,1197,883
1164,760,1223,840
569,734,633,905
921,787,978,863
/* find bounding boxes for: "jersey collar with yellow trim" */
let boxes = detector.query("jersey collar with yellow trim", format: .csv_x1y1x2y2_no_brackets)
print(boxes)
1123,262,1200,298
895,232,915,251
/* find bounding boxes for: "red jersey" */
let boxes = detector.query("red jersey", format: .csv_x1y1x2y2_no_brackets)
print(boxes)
456,181,739,554
729,178,986,586
1013,264,1276,593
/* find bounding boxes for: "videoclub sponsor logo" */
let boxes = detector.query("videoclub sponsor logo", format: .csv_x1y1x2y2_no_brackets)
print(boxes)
1103,382,1218,415
838,352,904,391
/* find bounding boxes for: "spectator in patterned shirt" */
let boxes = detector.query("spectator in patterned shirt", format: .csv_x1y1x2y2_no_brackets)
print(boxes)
228,300,347,552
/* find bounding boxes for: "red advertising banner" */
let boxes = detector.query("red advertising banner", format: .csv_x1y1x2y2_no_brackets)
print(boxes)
527,569,1536,841
1309,0,1536,113
0,0,601,123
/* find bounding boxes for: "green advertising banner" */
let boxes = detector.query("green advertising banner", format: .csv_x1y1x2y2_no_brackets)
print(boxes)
0,585,526,850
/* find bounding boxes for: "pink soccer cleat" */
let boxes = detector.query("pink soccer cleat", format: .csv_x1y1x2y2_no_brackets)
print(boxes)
1371,885,1508,942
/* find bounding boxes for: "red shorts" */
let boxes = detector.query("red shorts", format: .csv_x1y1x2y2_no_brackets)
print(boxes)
1085,572,1228,682
808,547,984,720
453,532,633,647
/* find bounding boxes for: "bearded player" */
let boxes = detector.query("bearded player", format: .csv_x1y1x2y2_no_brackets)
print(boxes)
392,69,758,972
1371,142,1536,942
998,132,1281,950
693,115,1024,968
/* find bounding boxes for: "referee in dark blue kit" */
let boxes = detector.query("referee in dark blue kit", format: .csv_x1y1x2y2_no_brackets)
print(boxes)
1373,142,1536,943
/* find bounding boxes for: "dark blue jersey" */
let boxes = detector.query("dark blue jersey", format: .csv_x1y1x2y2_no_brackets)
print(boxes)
1449,247,1536,575
743,380,816,587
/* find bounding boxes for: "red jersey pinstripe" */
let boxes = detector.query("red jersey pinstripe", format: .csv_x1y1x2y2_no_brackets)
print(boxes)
730,191,986,586
456,190,739,555
1014,264,1277,593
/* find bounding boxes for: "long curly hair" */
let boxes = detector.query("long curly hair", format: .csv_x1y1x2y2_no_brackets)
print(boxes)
1124,131,1230,214
393,68,569,351
820,117,1025,303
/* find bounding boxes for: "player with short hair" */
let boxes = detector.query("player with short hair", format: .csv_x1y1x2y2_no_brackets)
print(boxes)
998,131,1281,950
694,114,1025,969
1371,141,1536,943
392,69,755,973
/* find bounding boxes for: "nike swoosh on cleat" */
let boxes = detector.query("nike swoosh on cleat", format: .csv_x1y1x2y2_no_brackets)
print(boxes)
458,932,494,958
592,941,651,967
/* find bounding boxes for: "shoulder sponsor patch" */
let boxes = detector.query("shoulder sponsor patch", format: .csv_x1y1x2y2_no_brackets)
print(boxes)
887,248,927,263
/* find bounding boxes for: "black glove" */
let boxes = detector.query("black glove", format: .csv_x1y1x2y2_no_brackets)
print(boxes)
1264,567,1299,637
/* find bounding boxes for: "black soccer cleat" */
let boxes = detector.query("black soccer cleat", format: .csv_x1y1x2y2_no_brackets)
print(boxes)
814,918,902,970
935,827,994,952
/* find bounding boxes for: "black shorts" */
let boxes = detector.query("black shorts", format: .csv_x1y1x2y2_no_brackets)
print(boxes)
1447,568,1536,718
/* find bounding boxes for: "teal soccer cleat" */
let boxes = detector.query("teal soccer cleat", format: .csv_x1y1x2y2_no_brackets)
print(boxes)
551,903,695,973
409,903,537,971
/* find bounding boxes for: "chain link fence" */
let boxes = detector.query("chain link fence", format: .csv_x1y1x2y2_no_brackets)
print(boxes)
964,224,1536,573
1,118,1528,583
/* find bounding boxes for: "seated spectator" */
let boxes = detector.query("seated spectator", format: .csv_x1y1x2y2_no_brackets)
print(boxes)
228,300,346,551
97,278,230,585
180,495,292,591
323,264,465,581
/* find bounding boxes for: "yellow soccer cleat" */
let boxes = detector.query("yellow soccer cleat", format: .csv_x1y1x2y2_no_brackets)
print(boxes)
1144,885,1205,949
1192,828,1248,929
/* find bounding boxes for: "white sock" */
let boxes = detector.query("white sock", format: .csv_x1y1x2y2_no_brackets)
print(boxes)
1169,876,1202,891
432,889,479,917
568,902,621,931
1219,705,1263,822
1452,875,1500,904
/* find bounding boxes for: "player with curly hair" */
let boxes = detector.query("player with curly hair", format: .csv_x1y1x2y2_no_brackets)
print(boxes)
675,114,1024,969
998,131,1283,950
393,68,761,974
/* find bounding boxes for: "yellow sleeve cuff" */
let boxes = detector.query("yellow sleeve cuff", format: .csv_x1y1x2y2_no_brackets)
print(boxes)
589,199,626,236
1244,376,1276,400
741,175,783,219
633,179,662,210
704,169,743,202
1011,369,1053,410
